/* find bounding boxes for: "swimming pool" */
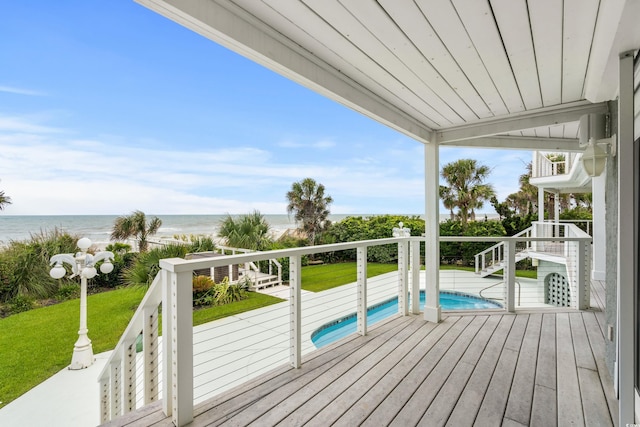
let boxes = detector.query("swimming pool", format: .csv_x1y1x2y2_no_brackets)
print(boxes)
311,291,502,348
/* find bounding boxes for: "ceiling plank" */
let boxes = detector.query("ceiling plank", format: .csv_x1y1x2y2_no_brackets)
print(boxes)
377,0,494,119
436,100,608,142
241,0,442,128
491,0,543,110
301,0,462,125
528,0,563,106
136,0,435,142
449,0,525,113
562,0,600,102
338,0,480,122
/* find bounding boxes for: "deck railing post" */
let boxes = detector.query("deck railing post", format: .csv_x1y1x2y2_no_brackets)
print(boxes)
289,255,301,368
576,240,588,310
357,246,367,336
161,269,173,418
397,239,409,316
504,240,515,312
124,341,136,413
143,306,159,403
410,240,420,314
169,269,193,427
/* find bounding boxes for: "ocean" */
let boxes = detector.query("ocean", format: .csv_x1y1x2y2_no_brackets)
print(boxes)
0,213,499,247
0,214,356,246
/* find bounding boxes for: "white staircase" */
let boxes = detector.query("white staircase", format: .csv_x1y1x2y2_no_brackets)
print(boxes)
475,227,534,277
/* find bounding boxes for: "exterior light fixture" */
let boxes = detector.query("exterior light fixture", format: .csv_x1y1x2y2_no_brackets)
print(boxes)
49,238,114,370
581,135,616,177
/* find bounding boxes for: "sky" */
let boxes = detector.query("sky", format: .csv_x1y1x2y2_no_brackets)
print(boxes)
0,1,533,216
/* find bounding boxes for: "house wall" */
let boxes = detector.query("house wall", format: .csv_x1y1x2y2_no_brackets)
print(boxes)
605,99,618,377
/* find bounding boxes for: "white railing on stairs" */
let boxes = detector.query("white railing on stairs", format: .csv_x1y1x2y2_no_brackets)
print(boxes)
98,274,163,422
474,226,534,275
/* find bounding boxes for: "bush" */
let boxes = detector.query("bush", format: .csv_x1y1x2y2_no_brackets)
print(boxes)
55,284,80,301
193,276,248,307
322,215,425,263
440,219,506,265
10,295,34,314
0,229,79,302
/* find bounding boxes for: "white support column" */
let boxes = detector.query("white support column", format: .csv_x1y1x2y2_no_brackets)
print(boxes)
592,170,607,280
161,269,173,418
398,240,409,316
538,187,545,222
171,270,193,427
289,255,302,368
357,246,367,336
424,141,441,322
617,50,635,426
504,240,516,312
410,240,421,314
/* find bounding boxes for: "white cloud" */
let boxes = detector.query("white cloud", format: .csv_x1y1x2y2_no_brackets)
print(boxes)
0,85,46,96
277,138,336,149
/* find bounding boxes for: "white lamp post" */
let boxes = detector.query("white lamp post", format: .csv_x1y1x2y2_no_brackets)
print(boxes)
49,237,114,370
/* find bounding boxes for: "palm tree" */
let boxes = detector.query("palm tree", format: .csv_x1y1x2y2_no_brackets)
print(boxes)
286,178,333,245
217,210,272,251
110,211,162,252
0,188,12,210
440,159,495,225
439,185,456,220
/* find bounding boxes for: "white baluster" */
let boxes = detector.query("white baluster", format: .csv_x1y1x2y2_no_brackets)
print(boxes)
357,246,367,336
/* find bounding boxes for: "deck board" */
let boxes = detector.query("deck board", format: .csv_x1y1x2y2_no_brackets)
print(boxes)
107,309,616,427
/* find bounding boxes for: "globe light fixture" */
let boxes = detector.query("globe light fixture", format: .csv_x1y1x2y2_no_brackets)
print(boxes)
581,135,616,177
49,238,114,370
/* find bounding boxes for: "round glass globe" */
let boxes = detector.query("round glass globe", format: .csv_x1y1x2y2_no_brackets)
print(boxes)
83,266,97,279
50,265,66,279
100,262,114,274
77,237,92,251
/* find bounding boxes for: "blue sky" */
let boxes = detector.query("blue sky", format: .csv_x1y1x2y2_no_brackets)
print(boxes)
0,1,532,216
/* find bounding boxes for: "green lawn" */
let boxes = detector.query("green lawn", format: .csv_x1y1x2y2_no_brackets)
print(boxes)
0,287,283,409
301,262,398,292
0,261,533,408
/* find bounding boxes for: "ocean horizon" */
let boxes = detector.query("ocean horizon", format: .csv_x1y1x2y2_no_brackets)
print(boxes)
0,213,499,246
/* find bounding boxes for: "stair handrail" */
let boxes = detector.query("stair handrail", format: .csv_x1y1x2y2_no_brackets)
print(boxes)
98,273,163,422
474,226,533,274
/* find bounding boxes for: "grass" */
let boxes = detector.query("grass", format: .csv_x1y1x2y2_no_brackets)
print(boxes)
0,287,283,409
193,291,283,325
0,261,534,408
0,287,147,408
301,262,398,292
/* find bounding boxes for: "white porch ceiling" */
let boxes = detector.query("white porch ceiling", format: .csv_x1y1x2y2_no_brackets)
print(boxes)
137,0,639,149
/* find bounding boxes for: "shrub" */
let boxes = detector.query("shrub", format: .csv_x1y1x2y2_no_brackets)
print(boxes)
10,295,34,314
440,219,506,265
56,284,80,301
0,229,79,302
322,215,425,263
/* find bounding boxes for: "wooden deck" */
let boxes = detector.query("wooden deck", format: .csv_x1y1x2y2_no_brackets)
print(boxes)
104,282,617,427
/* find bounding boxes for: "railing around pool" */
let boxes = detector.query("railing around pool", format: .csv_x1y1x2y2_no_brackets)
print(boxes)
98,232,592,426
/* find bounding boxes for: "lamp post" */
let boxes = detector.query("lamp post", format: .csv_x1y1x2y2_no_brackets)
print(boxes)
49,237,114,370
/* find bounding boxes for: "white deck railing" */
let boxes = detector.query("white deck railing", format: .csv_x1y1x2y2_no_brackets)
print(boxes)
533,152,579,178
99,232,591,426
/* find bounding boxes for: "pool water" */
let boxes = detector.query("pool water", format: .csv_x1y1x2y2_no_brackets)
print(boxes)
311,291,502,348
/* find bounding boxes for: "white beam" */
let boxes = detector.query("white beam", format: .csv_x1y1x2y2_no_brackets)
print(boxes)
135,0,434,143
424,141,440,323
442,136,581,151
436,101,609,143
617,50,635,426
